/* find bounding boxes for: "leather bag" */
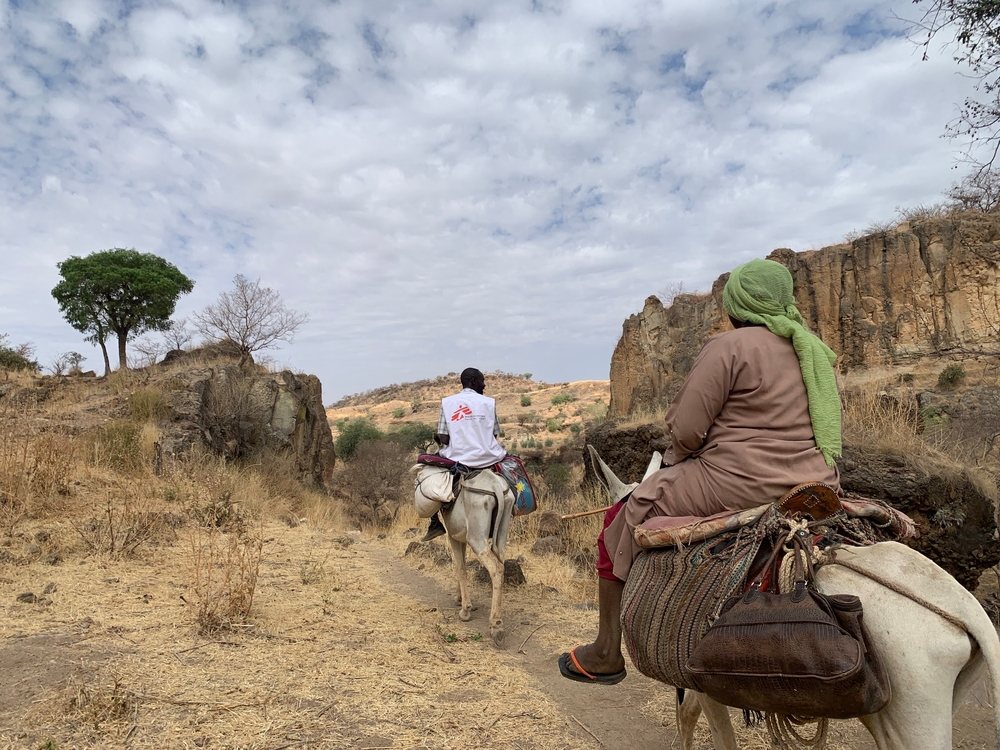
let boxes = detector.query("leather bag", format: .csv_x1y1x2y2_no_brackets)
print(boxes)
685,530,890,719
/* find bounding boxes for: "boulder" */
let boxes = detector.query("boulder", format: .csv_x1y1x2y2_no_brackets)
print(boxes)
157,364,335,489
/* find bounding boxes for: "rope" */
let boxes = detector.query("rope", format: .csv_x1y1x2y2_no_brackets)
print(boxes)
765,714,829,749
828,555,969,635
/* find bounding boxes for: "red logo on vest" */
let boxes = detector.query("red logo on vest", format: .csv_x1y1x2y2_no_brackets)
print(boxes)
450,404,473,421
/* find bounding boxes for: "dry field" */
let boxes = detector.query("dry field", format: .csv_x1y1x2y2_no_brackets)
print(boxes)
0,367,996,749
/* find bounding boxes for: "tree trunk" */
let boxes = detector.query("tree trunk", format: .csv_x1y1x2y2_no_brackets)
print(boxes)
117,332,129,370
99,339,111,377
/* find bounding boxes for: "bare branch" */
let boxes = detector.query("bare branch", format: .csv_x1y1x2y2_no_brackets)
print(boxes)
192,275,309,367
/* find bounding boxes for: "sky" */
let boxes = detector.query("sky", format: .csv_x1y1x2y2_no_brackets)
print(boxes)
0,0,980,401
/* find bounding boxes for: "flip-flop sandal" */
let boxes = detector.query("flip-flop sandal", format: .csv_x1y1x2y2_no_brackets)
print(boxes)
558,647,627,685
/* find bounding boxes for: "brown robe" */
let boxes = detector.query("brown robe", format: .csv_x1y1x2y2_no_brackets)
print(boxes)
604,325,840,582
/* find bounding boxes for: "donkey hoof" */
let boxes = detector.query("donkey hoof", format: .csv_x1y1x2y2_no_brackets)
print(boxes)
459,608,472,622
491,627,506,647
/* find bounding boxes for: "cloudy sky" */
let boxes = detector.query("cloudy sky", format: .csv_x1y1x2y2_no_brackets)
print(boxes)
0,0,978,400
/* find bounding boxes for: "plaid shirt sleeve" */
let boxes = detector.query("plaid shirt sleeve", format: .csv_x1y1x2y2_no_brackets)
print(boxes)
437,405,448,435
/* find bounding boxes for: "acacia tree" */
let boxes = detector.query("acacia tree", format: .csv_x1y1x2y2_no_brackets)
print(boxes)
192,274,309,367
51,249,194,374
911,0,1000,169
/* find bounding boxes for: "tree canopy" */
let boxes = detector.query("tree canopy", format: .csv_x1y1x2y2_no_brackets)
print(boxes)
51,249,194,374
912,0,1000,169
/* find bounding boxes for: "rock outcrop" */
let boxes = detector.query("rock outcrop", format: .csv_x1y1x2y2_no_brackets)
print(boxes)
158,364,336,489
611,213,1000,417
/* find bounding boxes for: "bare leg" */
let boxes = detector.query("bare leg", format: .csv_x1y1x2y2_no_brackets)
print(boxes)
567,576,626,675
697,693,738,750
477,548,505,646
449,537,471,621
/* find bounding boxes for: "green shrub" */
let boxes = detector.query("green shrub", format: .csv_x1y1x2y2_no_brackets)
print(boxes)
545,463,571,495
0,344,38,372
937,364,966,390
569,423,581,435
523,373,532,379
551,393,575,406
387,422,436,450
544,438,554,447
546,419,561,432
334,418,384,459
391,406,406,419
900,373,915,384
520,394,532,407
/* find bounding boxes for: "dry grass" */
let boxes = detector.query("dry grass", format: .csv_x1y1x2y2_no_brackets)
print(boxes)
185,522,265,634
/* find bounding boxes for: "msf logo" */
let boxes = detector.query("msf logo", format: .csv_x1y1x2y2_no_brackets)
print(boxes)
450,404,473,422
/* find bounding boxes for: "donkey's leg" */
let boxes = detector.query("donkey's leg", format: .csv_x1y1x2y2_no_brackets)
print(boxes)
449,537,472,621
476,548,506,647
678,690,739,750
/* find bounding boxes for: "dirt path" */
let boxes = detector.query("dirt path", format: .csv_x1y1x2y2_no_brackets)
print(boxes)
368,543,676,750
0,523,996,749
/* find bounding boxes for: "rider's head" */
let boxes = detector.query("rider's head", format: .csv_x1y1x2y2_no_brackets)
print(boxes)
460,367,486,395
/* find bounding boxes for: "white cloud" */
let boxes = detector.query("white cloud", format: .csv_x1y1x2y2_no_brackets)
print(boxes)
0,0,979,397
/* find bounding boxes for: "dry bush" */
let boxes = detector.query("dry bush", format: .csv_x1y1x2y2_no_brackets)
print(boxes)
338,439,412,528
842,382,999,503
68,673,139,733
127,387,169,422
72,484,175,559
87,419,144,472
0,405,76,531
185,523,264,634
203,366,272,460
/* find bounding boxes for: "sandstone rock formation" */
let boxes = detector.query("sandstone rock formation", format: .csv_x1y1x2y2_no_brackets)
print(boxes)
158,363,336,489
611,213,1000,417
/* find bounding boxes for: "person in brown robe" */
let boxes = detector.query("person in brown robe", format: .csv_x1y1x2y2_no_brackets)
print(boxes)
559,259,842,685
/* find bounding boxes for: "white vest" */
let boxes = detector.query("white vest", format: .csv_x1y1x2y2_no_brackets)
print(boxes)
440,390,507,468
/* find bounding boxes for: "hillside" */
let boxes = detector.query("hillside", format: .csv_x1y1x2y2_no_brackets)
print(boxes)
327,373,610,453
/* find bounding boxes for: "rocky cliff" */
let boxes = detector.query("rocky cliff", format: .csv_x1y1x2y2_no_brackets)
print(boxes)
610,213,1000,417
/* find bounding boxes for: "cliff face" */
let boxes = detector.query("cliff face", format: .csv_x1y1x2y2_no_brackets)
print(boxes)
610,213,1000,417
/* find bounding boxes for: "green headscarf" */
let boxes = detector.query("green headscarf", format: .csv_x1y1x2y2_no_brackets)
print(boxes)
722,258,842,467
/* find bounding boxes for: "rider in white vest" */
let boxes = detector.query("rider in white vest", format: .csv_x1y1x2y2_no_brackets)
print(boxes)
423,367,506,541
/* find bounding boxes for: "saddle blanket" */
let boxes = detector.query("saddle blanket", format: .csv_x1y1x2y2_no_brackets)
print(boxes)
415,453,537,516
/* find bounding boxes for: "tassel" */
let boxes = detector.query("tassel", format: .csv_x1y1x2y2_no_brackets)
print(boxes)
743,709,765,727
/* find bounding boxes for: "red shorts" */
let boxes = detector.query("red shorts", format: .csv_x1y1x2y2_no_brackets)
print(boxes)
596,500,627,581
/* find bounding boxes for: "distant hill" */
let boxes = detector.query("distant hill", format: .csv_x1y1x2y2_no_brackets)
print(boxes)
327,372,610,453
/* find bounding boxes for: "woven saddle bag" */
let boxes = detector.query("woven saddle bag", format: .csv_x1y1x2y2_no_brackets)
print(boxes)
686,528,890,719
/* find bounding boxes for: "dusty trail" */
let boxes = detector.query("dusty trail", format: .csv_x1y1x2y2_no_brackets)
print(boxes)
368,542,675,750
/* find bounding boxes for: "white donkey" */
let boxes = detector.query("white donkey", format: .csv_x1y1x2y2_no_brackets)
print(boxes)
430,469,515,647
591,450,1000,750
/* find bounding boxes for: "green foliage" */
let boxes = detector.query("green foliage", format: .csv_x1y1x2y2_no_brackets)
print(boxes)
387,422,436,450
569,423,581,435
937,364,967,390
51,248,193,370
391,406,406,419
550,393,575,406
900,373,915,384
522,373,532,379
544,438,554,447
0,335,39,372
546,419,561,432
520,394,532,407
520,437,540,449
334,418,384,459
545,463,572,495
